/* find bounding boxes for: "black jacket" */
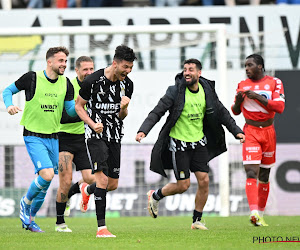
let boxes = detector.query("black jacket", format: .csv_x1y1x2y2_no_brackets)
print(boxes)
138,73,243,177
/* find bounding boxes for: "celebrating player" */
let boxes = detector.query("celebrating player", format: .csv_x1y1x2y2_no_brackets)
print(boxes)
75,45,136,237
136,58,245,230
2,47,76,232
231,54,285,226
55,56,95,232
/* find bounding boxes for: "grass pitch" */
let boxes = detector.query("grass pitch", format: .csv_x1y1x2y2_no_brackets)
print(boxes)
0,216,299,249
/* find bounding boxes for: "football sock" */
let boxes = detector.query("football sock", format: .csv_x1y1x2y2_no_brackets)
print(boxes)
26,175,51,201
153,188,164,201
258,182,270,214
31,182,51,218
87,182,96,195
56,202,67,224
245,178,258,211
68,182,80,199
193,210,203,223
95,187,107,227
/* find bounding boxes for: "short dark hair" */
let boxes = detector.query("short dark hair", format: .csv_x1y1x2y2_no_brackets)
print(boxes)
46,46,69,60
113,45,136,62
75,56,93,69
246,54,265,71
183,58,202,70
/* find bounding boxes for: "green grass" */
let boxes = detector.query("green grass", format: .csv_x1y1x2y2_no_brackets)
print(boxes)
0,216,299,249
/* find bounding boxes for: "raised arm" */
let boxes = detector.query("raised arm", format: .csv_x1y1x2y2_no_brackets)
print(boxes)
119,96,130,120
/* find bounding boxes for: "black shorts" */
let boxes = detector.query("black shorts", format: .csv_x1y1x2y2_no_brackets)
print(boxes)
58,132,91,171
86,137,121,179
170,145,209,180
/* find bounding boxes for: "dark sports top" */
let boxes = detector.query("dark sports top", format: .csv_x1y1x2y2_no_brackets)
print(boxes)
15,71,74,138
79,68,134,143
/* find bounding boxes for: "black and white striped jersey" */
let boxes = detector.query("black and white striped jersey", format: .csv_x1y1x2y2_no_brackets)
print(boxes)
79,68,133,143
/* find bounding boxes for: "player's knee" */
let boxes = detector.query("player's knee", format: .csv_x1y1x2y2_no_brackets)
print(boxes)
40,169,55,181
199,178,209,190
83,175,95,185
107,180,118,191
177,182,190,193
108,183,118,191
259,170,270,183
246,169,257,179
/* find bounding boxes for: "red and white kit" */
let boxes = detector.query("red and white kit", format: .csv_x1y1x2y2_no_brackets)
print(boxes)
233,76,285,167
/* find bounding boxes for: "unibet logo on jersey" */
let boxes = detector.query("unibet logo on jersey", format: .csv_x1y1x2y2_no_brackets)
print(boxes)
95,103,121,114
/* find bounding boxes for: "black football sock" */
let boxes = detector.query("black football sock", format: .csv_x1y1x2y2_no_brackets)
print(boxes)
153,188,165,201
193,210,203,223
68,182,80,199
87,182,96,195
94,187,107,227
56,201,66,224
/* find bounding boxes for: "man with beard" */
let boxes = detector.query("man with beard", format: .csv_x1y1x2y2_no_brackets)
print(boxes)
231,54,285,226
55,56,95,232
136,58,245,230
2,46,76,232
75,45,136,238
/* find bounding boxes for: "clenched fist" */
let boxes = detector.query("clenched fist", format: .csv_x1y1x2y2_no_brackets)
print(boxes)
120,96,130,110
93,123,103,134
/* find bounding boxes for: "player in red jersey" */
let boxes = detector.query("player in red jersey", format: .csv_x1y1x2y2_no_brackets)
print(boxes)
231,54,285,226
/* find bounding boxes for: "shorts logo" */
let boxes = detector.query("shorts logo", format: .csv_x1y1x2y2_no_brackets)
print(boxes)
180,171,185,179
94,162,97,170
263,151,275,157
113,168,120,174
246,147,259,153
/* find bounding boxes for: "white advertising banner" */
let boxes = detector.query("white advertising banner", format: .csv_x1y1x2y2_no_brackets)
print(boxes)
0,6,298,145
0,6,299,71
0,144,299,216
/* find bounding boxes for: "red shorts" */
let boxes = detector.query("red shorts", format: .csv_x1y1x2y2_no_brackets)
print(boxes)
242,124,276,167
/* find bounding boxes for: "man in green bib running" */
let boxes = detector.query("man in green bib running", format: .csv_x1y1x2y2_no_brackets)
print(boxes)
55,56,95,232
2,46,77,233
136,58,245,230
